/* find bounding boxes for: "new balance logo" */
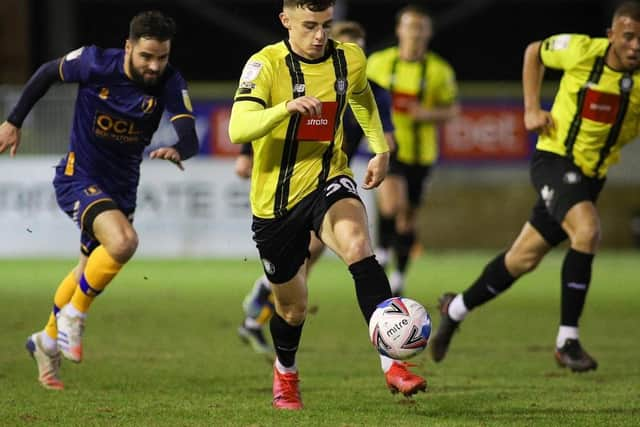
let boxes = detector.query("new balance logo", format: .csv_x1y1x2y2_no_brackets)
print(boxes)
567,282,587,290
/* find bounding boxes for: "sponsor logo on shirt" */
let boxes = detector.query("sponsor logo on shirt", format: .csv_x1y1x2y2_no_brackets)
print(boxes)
296,101,337,141
93,111,143,143
581,87,620,124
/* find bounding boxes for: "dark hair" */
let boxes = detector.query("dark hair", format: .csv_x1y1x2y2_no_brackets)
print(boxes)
129,10,176,42
613,1,640,22
283,0,335,12
395,4,431,26
331,21,366,40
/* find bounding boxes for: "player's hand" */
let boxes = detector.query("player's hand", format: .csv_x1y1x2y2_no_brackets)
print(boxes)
286,96,323,116
362,151,389,189
235,153,252,179
149,146,184,170
0,121,22,157
524,109,555,136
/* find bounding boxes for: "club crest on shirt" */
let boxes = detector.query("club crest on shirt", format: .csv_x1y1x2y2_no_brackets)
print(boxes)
141,96,157,114
99,87,109,100
620,75,634,93
294,83,306,94
334,78,347,95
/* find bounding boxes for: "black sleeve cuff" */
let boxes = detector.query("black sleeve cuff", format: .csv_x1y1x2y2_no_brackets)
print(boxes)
171,116,199,160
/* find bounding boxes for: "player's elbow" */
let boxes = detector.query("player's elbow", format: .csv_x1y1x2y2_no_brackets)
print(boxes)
228,118,251,144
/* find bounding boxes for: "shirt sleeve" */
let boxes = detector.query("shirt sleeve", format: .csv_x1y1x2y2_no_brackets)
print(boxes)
233,53,273,106
163,70,195,122
433,63,459,106
59,46,95,83
349,82,389,154
370,80,394,132
229,53,291,143
540,34,591,71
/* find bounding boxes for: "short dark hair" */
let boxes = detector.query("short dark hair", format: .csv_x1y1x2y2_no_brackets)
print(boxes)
613,1,640,22
283,0,335,12
129,10,176,42
331,21,366,41
395,4,431,26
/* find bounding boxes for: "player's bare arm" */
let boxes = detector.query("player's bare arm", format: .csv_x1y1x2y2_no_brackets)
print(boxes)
0,121,22,157
523,40,555,135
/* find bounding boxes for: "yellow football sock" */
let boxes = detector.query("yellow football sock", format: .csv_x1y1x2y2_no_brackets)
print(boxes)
256,294,275,326
43,271,78,339
70,245,123,313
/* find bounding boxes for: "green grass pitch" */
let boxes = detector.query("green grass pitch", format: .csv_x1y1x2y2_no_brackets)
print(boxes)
1,251,638,426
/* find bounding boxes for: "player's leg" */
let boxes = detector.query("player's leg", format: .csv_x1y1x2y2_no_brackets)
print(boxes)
431,221,553,362
389,164,425,296
317,177,425,397
58,205,137,362
238,232,325,356
554,200,600,372
253,211,313,410
27,258,85,390
375,174,402,270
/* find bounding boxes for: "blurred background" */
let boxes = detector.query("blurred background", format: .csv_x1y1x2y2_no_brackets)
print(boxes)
0,0,639,256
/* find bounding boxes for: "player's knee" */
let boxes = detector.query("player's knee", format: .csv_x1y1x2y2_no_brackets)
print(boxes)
571,222,601,251
506,250,543,276
278,303,306,326
106,230,139,263
340,234,371,265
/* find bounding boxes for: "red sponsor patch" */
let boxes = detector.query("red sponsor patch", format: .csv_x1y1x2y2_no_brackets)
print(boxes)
580,88,620,124
296,101,338,141
392,92,418,113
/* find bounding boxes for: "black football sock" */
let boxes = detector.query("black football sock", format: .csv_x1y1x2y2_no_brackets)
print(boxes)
349,255,392,323
377,214,395,250
269,313,304,368
462,252,516,310
394,231,415,274
561,248,594,327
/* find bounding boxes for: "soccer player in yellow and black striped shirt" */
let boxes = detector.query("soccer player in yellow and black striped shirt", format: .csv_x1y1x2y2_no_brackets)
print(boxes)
431,1,640,372
367,5,459,296
228,0,425,409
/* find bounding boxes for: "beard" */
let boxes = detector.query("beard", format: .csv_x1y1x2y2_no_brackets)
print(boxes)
128,55,162,87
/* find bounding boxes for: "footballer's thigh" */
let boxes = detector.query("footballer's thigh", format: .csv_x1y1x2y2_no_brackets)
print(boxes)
319,197,374,265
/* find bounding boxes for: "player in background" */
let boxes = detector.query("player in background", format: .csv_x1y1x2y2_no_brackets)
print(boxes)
367,4,460,296
0,11,198,390
234,20,395,358
229,0,424,409
430,1,640,372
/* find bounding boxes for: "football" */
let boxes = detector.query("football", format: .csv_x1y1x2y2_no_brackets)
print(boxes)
369,297,431,360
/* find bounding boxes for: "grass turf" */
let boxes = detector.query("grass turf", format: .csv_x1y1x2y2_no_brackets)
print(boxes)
0,251,638,426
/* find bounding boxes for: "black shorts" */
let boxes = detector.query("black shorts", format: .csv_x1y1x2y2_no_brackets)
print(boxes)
252,175,363,284
528,150,605,246
388,155,432,207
